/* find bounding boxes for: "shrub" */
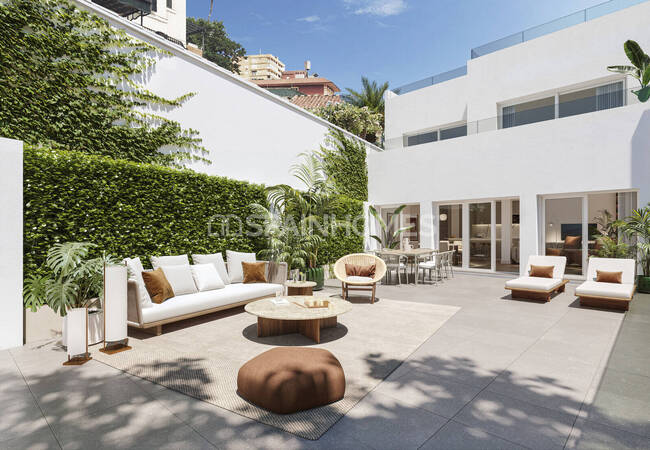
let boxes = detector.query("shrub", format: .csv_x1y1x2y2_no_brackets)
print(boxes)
318,130,368,201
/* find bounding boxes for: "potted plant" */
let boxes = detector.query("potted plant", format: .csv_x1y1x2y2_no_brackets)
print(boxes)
23,242,118,347
607,40,650,103
620,206,650,293
369,204,414,249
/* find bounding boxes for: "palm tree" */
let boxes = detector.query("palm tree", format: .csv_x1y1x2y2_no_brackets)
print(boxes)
344,77,389,114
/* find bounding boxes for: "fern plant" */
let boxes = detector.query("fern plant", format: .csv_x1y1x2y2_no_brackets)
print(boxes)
23,242,118,316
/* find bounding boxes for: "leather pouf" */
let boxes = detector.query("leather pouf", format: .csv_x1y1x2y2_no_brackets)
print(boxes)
237,347,345,414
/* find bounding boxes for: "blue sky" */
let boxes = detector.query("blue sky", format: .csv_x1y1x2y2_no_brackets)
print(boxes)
187,0,609,93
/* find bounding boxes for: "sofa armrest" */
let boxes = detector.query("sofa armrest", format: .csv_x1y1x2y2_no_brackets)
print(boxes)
127,279,143,327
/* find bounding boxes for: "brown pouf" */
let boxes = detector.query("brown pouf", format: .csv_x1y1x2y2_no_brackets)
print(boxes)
237,347,346,414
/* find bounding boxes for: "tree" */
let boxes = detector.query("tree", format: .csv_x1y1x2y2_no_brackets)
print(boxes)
344,77,390,114
0,0,206,166
313,103,382,144
608,40,650,102
187,17,246,73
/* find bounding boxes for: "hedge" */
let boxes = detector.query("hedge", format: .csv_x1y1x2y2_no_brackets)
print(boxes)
24,147,364,277
318,195,366,265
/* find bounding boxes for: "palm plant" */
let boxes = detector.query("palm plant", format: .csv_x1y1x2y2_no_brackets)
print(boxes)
620,206,650,276
23,242,118,316
369,205,413,249
608,40,650,102
344,77,389,114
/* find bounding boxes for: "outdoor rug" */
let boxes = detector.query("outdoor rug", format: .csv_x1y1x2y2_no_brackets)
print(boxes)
94,298,459,440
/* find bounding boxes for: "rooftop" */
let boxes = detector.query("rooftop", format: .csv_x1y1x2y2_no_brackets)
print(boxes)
289,94,342,110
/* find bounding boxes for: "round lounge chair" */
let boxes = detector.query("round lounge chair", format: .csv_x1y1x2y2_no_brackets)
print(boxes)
334,253,387,303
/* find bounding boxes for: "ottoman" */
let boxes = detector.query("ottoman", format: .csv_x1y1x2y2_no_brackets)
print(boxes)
237,347,345,414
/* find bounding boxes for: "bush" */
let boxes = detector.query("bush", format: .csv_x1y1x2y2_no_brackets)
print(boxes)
24,147,364,279
318,196,365,264
318,130,368,201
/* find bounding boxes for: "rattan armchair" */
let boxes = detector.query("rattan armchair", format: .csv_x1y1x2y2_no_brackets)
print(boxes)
333,253,387,303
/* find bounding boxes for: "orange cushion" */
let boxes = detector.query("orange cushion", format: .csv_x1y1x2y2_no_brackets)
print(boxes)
564,235,581,248
530,265,554,278
596,270,622,284
242,261,267,284
142,268,174,303
345,263,376,277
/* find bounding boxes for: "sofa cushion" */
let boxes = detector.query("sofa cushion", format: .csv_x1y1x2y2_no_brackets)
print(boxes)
142,268,175,304
191,264,225,291
192,253,231,285
346,276,374,283
123,257,153,308
161,265,198,296
227,250,256,283
242,262,267,284
506,276,563,292
596,270,622,284
575,281,635,300
345,263,376,277
151,254,190,270
141,282,283,324
529,265,554,278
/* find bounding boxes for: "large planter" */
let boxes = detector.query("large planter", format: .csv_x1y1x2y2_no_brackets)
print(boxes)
637,275,650,294
62,308,103,347
305,267,324,291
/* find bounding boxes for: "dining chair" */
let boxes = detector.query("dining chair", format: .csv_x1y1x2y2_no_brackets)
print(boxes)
378,252,407,285
418,252,443,284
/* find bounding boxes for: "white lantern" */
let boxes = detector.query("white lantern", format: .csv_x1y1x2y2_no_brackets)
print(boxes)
63,308,91,365
100,264,131,354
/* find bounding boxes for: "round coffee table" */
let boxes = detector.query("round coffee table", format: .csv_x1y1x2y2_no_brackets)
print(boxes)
245,296,352,344
285,280,317,296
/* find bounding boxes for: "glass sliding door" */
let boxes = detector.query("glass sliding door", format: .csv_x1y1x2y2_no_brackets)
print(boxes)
495,199,520,273
545,197,583,275
469,202,491,269
439,204,462,267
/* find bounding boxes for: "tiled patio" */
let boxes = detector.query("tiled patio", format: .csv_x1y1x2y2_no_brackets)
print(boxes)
2,273,649,449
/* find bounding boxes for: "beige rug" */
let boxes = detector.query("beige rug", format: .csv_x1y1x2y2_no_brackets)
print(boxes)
94,298,459,440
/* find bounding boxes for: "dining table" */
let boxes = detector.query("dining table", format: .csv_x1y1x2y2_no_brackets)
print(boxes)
377,248,435,285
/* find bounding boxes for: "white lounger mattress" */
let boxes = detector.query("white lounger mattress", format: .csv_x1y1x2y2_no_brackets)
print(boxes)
575,281,635,300
142,282,283,324
505,276,564,291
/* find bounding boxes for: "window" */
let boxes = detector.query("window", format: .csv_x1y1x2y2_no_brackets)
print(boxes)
502,96,555,128
406,131,437,147
151,0,157,11
404,122,467,147
559,81,624,118
440,124,467,141
166,0,173,8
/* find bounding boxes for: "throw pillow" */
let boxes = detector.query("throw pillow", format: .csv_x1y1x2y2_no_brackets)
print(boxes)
226,250,256,283
192,253,231,285
242,262,267,284
564,236,581,248
596,270,622,284
191,264,225,291
161,265,198,295
530,265,554,278
345,263,376,277
123,257,153,308
150,254,190,270
142,268,174,304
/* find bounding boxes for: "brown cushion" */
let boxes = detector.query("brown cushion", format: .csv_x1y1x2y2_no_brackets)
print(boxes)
345,263,376,277
242,261,267,283
529,265,554,278
546,248,562,256
141,268,174,303
596,270,622,284
564,235,581,248
237,347,345,414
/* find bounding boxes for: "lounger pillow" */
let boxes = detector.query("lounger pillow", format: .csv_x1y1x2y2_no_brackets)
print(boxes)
596,270,622,284
142,268,174,304
242,262,268,284
345,263,376,277
190,263,225,291
160,265,198,295
529,265,554,278
192,253,231,285
150,254,190,270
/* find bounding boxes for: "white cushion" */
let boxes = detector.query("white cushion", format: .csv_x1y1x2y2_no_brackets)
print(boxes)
526,255,567,279
151,254,190,270
192,253,230,285
226,250,256,283
161,265,198,296
585,257,636,285
347,276,374,283
505,276,564,291
191,264,225,292
123,257,153,308
141,283,283,324
575,280,635,299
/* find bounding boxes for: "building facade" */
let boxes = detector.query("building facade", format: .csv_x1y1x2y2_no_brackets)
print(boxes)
254,77,340,96
238,54,286,80
369,0,650,278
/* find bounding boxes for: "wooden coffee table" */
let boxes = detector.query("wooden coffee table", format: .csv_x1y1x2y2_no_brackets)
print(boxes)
285,280,317,296
244,296,352,344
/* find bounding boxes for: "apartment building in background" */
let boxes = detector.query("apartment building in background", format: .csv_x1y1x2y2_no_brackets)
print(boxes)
368,0,650,279
238,54,286,80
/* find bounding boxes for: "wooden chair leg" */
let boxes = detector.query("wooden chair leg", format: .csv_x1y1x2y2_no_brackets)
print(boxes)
371,283,376,303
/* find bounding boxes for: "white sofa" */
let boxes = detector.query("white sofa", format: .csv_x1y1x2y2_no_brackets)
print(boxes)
505,255,568,302
126,257,287,335
576,257,636,311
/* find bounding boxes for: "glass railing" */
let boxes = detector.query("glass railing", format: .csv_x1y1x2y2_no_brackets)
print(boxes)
470,0,648,58
392,65,467,95
382,86,637,151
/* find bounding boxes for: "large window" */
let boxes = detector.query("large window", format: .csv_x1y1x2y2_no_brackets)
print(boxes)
439,204,462,267
559,81,624,118
405,123,467,148
502,97,555,128
469,202,491,269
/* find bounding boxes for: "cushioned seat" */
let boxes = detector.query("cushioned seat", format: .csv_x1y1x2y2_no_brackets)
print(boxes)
576,257,636,311
504,255,568,302
575,281,635,299
505,276,564,291
237,347,345,414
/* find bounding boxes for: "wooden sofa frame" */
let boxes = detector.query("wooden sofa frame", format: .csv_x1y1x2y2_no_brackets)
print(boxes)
578,285,636,311
506,279,569,302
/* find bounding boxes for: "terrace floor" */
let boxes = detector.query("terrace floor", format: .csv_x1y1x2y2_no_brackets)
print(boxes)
2,273,650,449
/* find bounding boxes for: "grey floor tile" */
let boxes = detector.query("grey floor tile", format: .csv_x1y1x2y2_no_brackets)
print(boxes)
420,420,528,450
566,417,650,450
0,427,61,450
0,392,51,444
454,390,576,450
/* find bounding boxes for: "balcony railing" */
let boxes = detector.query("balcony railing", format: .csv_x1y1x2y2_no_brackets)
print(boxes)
392,65,467,96
383,86,638,151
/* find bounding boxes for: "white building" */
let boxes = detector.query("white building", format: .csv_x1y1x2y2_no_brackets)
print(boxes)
369,0,650,278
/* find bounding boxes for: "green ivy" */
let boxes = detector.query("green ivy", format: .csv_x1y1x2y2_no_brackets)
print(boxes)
0,0,206,166
318,130,369,201
318,195,366,264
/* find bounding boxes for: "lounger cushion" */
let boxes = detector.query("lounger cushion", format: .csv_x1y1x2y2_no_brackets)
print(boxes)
346,276,374,283
529,265,554,278
596,270,622,284
506,277,563,291
575,281,634,300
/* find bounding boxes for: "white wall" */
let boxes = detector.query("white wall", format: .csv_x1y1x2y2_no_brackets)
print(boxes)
139,0,186,46
0,138,23,350
75,0,379,189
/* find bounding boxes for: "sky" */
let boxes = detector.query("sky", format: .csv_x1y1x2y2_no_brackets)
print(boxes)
187,0,611,93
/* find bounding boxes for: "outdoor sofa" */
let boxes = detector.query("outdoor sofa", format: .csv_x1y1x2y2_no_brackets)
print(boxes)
124,252,287,335
576,257,636,311
505,255,568,302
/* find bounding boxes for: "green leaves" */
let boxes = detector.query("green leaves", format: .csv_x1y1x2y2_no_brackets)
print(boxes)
318,130,368,201
624,40,647,71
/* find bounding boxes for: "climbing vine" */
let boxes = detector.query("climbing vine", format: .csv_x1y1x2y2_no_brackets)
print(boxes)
0,0,207,166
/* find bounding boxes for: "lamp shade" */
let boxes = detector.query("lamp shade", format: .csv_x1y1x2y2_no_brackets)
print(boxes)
104,264,128,343
440,213,448,222
66,308,87,358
